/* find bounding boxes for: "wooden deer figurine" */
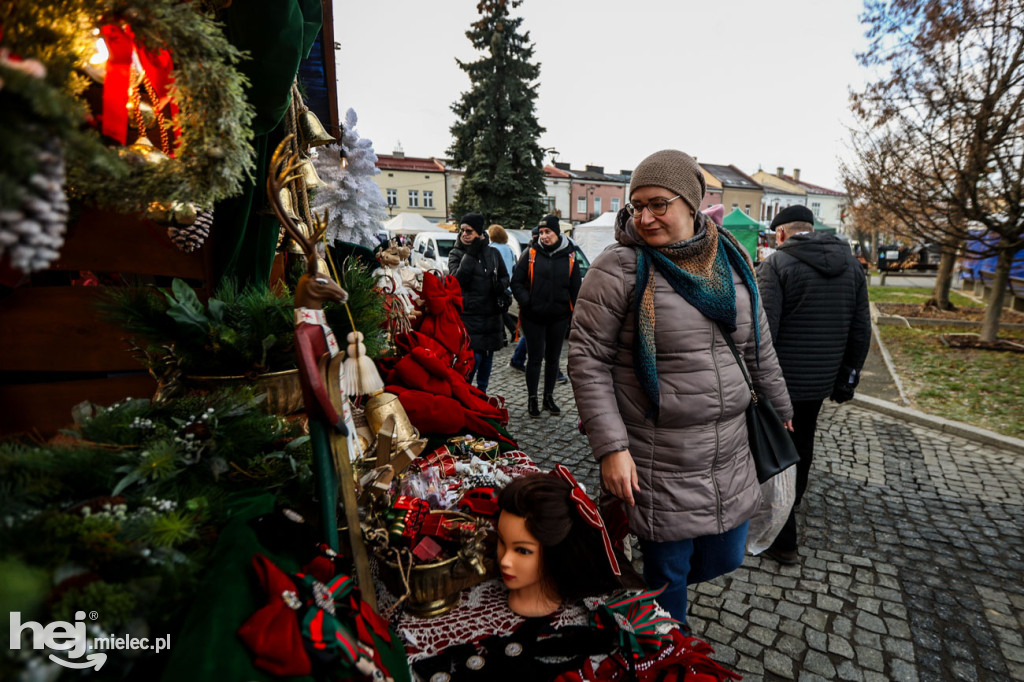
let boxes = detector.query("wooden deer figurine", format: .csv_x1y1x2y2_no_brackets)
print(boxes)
268,136,377,612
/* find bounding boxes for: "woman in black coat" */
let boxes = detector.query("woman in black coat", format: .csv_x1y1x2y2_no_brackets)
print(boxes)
511,215,582,416
448,212,510,394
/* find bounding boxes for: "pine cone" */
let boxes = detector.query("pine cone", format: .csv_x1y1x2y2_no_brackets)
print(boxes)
168,209,213,253
0,140,68,273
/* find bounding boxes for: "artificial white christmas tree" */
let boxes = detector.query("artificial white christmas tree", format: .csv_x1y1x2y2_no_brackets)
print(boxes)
311,108,388,247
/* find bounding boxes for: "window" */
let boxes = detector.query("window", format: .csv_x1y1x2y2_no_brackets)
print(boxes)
811,201,821,217
423,191,434,208
611,197,620,212
408,190,419,207
593,196,602,215
766,204,774,221
744,204,751,216
386,189,397,206
731,203,739,212
577,196,586,214
544,196,556,212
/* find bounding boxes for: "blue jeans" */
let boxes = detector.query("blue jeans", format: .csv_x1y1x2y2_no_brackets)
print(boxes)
467,351,494,393
639,521,749,623
511,335,527,367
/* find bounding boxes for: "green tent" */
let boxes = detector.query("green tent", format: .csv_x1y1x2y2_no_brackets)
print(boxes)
721,208,761,262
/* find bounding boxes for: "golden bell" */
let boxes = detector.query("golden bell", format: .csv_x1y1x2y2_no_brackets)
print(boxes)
298,157,325,189
364,391,418,443
314,257,331,277
278,188,301,221
299,110,336,147
124,136,170,164
287,221,310,254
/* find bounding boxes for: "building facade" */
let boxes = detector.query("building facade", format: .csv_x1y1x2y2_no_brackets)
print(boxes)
751,168,807,225
543,165,573,219
371,149,448,223
700,164,764,219
555,163,629,223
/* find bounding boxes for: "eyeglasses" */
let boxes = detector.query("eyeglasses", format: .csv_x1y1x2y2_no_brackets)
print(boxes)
625,195,682,217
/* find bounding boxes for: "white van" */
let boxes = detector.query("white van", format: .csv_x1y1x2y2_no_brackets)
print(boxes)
411,232,459,273
412,231,521,274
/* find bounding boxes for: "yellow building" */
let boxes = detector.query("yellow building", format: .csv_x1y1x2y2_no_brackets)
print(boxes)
372,150,448,223
700,164,763,218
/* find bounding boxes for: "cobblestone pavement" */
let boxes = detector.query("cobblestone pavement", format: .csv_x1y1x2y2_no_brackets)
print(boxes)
486,344,1024,681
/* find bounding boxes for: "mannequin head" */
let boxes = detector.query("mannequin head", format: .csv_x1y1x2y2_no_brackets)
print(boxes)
497,473,623,615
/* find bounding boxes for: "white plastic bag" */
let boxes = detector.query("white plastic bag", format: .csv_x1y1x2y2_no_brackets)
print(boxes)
746,466,796,555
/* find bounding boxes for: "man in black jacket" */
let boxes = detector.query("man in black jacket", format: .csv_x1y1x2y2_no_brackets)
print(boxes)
756,205,870,564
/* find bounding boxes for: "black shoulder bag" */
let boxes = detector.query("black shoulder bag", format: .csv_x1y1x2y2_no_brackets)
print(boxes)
717,323,800,483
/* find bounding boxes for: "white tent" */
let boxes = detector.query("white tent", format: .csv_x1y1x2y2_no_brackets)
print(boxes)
382,212,446,235
573,211,618,260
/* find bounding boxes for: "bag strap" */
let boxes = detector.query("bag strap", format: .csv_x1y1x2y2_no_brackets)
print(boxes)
529,247,576,311
716,322,757,404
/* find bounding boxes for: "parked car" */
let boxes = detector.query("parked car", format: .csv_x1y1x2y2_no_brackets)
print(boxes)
411,232,460,273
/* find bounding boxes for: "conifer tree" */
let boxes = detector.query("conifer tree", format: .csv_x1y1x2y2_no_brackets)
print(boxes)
311,108,387,247
448,0,546,227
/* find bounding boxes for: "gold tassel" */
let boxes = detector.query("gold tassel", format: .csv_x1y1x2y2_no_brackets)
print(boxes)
342,331,385,396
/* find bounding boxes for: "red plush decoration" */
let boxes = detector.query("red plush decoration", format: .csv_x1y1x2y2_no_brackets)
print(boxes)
238,554,311,677
409,273,475,376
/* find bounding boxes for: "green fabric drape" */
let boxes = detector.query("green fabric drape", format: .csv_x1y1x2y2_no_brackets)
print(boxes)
212,0,324,288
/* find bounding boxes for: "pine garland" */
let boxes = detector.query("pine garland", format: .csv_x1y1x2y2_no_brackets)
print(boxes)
1,0,256,215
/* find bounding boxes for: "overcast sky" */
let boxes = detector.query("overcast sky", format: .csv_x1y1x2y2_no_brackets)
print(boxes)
334,0,869,190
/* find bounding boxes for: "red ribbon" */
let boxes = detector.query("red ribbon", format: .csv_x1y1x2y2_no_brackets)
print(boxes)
98,24,177,147
551,464,621,576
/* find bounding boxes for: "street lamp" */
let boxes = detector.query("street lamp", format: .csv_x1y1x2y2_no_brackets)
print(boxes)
540,146,559,165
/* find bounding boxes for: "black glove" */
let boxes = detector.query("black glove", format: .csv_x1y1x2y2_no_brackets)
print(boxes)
830,366,859,403
464,236,485,256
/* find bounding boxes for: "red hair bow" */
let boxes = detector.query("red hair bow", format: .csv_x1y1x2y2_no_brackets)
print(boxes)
551,464,621,576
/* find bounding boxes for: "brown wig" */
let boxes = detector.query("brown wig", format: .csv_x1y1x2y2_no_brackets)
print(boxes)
498,473,628,603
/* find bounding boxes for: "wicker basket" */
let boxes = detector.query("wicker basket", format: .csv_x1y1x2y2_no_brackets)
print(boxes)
376,511,497,618
184,369,304,415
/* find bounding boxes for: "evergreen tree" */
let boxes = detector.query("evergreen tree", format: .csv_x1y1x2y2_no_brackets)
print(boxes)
448,0,546,227
311,108,387,247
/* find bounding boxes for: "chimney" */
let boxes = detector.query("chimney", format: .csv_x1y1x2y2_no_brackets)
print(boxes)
554,161,571,171
393,141,405,158
793,168,801,181
585,165,604,174
776,166,784,178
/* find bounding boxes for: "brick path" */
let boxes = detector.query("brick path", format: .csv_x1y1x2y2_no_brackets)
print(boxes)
486,343,1024,682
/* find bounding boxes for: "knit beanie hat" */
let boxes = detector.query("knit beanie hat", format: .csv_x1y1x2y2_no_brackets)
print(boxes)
537,214,561,236
460,213,485,234
770,204,815,229
629,149,706,213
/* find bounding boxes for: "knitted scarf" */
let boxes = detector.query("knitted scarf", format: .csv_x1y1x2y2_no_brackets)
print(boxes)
633,217,759,418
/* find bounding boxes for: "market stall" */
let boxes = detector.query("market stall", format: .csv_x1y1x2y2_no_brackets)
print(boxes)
0,3,741,680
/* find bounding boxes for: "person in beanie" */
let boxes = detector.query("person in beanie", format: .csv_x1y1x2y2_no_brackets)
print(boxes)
449,212,510,394
756,205,870,565
568,149,792,623
511,214,582,417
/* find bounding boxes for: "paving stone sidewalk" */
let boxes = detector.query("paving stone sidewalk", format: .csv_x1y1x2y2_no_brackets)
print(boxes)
486,344,1024,682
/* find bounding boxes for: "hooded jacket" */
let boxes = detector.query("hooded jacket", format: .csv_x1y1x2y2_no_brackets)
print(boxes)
568,212,792,542
510,235,582,323
448,233,510,352
756,231,870,401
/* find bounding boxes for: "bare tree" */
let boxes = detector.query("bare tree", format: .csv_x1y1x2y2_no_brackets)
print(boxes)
848,0,1024,338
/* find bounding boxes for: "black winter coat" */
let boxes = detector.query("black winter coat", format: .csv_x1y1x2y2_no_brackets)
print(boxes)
448,234,510,351
511,236,582,323
756,231,871,401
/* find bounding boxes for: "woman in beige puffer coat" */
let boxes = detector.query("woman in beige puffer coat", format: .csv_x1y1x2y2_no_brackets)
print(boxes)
568,150,792,624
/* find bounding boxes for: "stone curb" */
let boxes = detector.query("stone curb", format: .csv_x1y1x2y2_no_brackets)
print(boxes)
851,392,1024,455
